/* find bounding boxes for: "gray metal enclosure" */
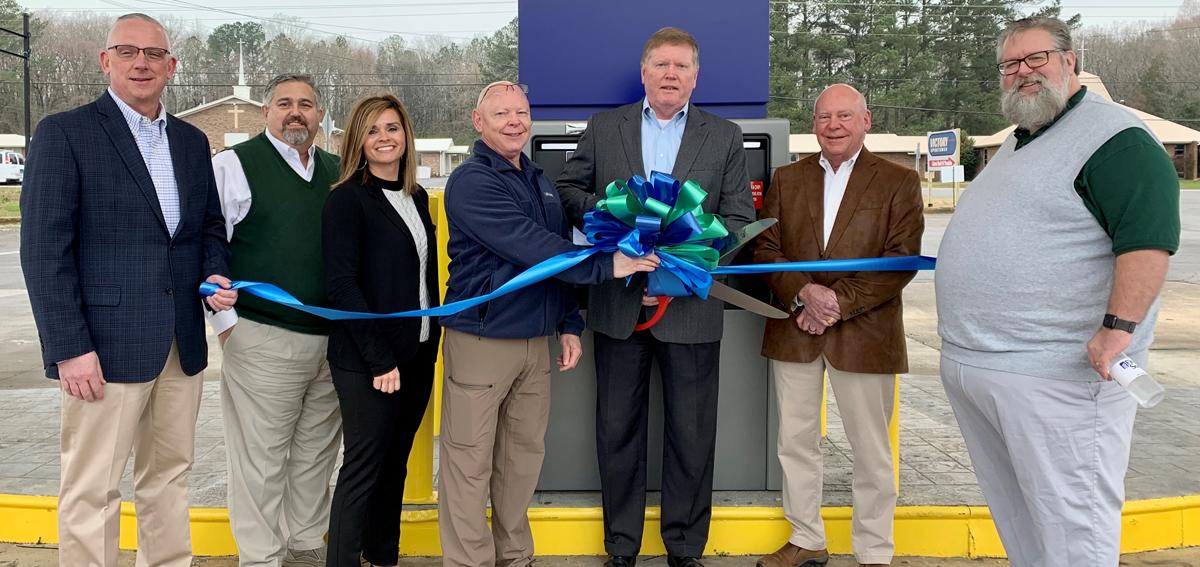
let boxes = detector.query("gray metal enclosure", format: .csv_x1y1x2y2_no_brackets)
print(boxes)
528,117,791,491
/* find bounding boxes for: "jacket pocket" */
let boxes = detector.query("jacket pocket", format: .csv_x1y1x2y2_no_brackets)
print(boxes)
80,285,121,306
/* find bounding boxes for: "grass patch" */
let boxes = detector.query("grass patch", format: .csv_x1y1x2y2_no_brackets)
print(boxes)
1180,179,1200,190
0,185,19,219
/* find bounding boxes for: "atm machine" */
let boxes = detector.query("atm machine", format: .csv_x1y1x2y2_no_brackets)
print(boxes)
524,117,792,491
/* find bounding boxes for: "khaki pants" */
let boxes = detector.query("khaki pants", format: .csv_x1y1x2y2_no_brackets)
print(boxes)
772,355,897,566
221,318,342,567
438,328,551,567
58,339,202,567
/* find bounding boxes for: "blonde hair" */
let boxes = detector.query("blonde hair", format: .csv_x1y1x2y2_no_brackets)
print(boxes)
641,27,699,67
336,94,419,195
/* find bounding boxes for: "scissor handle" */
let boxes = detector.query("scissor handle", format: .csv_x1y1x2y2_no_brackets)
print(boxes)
633,296,672,331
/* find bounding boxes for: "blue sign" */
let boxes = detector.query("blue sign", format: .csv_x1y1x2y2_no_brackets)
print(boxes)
928,131,958,157
517,0,769,120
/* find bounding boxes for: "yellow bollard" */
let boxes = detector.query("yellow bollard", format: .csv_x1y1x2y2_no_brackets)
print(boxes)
402,191,450,505
429,191,451,436
892,375,900,492
402,393,437,504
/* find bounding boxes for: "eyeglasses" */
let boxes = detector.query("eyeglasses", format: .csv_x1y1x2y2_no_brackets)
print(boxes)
997,49,1064,76
477,82,529,107
107,45,171,63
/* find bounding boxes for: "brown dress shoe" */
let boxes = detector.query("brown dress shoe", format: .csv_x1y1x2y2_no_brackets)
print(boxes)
756,542,829,567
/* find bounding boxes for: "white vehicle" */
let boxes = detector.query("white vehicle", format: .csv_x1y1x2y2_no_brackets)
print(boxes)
0,151,23,184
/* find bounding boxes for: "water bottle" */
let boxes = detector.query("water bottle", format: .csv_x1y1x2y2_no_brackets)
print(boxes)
1109,353,1165,409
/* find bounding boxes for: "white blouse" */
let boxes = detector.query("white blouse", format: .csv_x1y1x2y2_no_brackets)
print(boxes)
383,188,431,342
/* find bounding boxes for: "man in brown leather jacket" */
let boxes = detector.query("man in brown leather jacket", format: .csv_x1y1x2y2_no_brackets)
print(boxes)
752,84,924,567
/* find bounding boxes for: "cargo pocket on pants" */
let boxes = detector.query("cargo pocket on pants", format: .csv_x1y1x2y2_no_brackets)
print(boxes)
443,373,496,448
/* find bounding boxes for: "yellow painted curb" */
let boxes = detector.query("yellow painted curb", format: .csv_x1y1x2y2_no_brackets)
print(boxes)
3,494,1198,558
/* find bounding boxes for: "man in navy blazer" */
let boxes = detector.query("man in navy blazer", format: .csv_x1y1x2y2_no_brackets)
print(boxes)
19,13,236,567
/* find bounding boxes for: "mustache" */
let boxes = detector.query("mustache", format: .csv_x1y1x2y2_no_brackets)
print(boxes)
284,117,308,127
1007,73,1048,93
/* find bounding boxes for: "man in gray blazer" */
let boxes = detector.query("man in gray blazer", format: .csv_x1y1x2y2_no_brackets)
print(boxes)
555,26,753,567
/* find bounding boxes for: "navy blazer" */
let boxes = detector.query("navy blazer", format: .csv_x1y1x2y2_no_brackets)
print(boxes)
20,91,230,382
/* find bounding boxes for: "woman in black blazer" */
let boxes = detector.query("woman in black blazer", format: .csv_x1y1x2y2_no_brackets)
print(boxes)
322,94,439,567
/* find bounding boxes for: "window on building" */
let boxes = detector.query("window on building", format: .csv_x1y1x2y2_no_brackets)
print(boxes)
1177,145,1186,157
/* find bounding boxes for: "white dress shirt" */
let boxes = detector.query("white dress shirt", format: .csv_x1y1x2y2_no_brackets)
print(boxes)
793,148,863,310
207,130,318,335
818,148,862,249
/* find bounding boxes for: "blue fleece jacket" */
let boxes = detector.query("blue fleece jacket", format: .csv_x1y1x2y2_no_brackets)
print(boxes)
440,140,615,339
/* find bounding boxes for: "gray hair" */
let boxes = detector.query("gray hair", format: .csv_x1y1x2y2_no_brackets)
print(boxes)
997,17,1073,64
264,74,320,107
109,13,169,50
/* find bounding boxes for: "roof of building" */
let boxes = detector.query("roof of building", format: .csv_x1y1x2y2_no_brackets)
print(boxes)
415,138,455,153
972,72,1200,147
448,145,471,154
173,94,262,119
790,133,928,155
0,134,25,148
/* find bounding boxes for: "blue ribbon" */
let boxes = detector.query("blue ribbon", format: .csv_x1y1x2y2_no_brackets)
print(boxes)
198,172,937,321
199,254,936,321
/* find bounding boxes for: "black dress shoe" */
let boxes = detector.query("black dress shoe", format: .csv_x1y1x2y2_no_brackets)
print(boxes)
605,555,637,567
667,556,704,567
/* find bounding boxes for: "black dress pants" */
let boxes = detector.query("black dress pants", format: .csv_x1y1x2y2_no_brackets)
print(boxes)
593,329,721,558
327,339,437,567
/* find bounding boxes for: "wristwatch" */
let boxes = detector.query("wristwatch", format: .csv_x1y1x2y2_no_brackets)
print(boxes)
1102,314,1137,334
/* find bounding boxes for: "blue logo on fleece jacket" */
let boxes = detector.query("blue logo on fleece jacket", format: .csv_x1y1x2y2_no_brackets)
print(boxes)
440,140,614,339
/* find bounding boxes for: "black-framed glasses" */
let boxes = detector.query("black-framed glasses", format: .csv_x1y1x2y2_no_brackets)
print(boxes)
107,45,171,63
477,82,529,106
997,49,1064,76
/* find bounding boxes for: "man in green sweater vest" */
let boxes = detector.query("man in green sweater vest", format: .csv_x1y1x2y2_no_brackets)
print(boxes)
936,18,1180,567
209,74,343,567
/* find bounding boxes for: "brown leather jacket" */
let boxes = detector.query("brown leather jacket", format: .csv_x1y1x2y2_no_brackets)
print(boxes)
753,149,924,374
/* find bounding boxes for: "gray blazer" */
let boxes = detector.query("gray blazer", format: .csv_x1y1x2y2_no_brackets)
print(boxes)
556,101,754,344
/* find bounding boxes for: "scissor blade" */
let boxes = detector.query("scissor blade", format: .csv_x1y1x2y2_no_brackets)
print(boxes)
707,281,790,319
718,218,778,261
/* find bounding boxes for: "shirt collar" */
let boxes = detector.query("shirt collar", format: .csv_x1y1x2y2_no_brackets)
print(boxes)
264,127,316,163
1014,85,1088,146
108,87,167,135
642,98,689,123
818,147,863,174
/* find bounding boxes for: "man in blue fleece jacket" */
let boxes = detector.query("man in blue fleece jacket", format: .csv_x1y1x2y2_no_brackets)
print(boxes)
438,81,658,567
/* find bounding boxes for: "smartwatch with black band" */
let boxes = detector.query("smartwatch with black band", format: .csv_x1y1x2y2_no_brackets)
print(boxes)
1103,314,1137,334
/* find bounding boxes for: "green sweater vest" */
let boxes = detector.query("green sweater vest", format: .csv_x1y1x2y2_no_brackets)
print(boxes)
229,133,339,335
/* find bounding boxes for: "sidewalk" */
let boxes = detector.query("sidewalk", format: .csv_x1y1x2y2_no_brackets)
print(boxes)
2,542,1198,566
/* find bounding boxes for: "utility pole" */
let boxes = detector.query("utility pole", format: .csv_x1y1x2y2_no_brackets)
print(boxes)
0,14,31,153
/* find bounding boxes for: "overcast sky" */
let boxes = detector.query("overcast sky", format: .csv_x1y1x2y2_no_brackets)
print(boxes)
18,0,1190,45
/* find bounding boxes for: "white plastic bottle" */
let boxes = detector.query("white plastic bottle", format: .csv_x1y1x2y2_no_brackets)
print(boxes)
1108,353,1166,409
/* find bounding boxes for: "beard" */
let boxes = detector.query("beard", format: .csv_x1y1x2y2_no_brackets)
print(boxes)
281,118,311,145
1001,70,1072,130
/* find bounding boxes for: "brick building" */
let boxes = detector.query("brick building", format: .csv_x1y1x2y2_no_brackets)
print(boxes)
790,133,928,175
972,72,1199,180
414,138,470,177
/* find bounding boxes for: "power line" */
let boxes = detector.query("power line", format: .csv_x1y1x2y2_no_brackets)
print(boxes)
769,94,1004,115
7,81,489,87
39,1,517,10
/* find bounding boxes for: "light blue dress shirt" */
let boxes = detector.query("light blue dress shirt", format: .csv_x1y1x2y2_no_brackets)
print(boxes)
109,88,180,236
640,98,688,179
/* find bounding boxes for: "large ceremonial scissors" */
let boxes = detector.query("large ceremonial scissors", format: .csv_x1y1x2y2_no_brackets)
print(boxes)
634,218,788,330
